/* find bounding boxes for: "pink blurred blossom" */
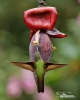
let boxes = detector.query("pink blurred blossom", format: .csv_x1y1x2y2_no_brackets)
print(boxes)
21,69,36,94
6,76,22,98
34,86,53,100
77,13,80,26
77,0,80,4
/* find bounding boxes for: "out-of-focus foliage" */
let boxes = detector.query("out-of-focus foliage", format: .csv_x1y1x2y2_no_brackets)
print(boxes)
0,0,80,100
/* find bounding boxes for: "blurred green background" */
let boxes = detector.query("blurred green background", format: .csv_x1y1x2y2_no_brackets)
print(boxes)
0,0,80,100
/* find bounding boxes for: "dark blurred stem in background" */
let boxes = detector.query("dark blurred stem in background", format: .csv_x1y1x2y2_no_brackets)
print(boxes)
38,0,46,7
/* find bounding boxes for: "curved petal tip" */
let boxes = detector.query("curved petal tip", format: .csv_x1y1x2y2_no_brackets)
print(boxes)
53,33,67,38
46,28,67,38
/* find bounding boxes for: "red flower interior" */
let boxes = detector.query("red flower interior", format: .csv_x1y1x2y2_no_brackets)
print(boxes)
24,7,58,30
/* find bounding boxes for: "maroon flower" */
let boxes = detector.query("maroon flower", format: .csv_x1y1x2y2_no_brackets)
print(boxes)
24,6,67,66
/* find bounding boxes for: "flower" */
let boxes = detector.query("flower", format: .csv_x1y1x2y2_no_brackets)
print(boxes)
77,13,80,26
6,76,22,98
34,86,53,100
77,0,80,4
21,69,36,94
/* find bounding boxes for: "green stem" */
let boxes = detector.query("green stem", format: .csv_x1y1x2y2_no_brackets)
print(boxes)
38,0,46,7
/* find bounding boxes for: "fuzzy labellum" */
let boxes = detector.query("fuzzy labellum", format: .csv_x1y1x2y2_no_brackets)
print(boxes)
24,7,58,30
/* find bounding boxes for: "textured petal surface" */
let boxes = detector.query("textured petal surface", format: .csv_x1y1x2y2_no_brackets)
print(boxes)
29,31,52,62
24,7,58,30
38,32,52,61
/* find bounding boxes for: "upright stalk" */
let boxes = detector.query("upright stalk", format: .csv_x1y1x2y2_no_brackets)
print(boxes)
38,0,46,7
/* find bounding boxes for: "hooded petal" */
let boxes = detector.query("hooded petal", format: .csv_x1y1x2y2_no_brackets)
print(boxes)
24,7,58,30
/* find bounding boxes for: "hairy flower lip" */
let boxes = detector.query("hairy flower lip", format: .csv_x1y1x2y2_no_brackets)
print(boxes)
24,7,58,30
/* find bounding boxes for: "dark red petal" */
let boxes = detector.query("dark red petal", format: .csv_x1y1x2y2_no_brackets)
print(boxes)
24,7,58,30
30,30,36,41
